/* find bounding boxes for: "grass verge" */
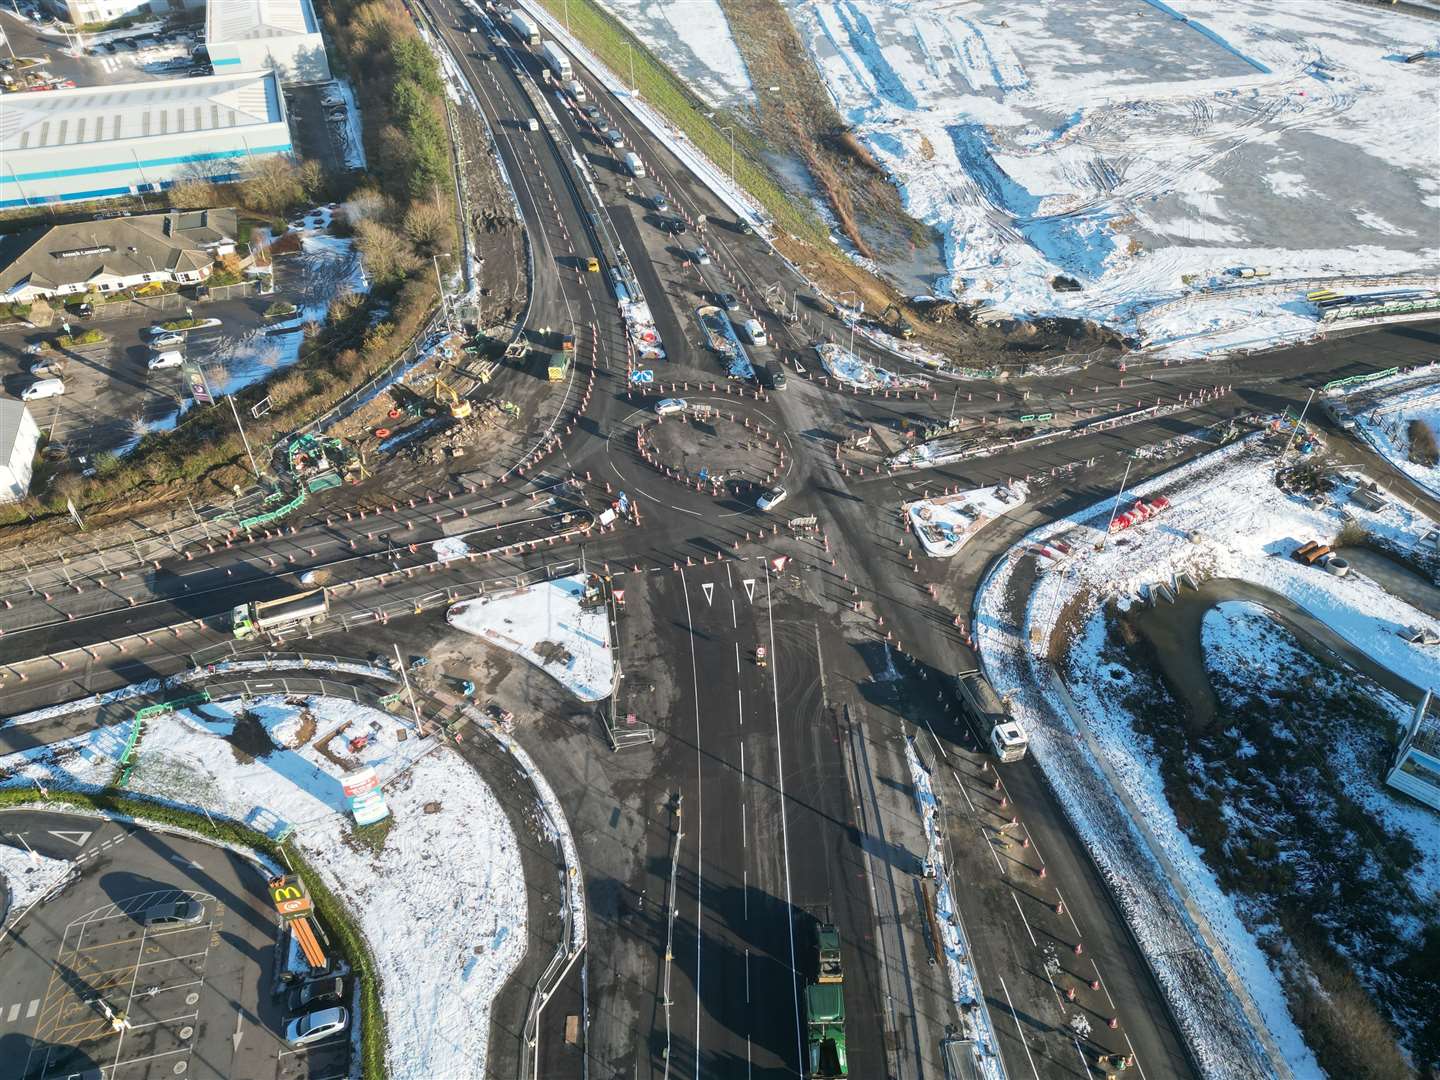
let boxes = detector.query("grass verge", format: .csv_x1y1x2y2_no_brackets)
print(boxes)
0,787,387,1080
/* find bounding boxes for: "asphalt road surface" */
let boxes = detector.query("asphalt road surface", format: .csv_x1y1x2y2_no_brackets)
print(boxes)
0,809,341,1080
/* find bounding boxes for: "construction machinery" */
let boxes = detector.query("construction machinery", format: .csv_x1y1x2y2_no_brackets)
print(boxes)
433,377,472,419
806,923,848,1077
881,304,916,339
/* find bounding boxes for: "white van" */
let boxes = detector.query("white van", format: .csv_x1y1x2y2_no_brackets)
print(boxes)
22,378,65,401
565,78,586,102
525,117,539,132
741,318,767,346
623,152,645,178
148,350,184,370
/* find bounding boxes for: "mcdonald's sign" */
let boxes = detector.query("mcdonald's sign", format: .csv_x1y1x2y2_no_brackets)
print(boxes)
269,874,314,920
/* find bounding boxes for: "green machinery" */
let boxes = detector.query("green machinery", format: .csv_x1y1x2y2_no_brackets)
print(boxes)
806,924,848,1077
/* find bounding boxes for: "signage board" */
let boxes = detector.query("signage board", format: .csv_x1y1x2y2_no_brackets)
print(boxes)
342,766,390,826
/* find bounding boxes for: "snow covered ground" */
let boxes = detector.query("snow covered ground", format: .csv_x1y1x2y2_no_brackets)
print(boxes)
0,696,527,1078
1351,379,1440,500
974,436,1440,1077
589,0,753,107
815,342,929,389
447,574,615,701
906,482,1027,557
0,844,73,926
784,0,1439,356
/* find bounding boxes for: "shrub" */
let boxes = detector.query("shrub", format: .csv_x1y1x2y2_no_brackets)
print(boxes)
56,329,106,348
1408,419,1438,468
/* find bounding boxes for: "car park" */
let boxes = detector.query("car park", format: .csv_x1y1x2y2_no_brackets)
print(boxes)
288,977,346,1013
285,1007,349,1047
757,486,789,512
148,350,184,370
654,398,687,416
142,898,205,927
21,378,65,401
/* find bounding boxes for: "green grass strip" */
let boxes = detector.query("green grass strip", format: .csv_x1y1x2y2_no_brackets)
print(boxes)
0,788,387,1080
528,0,829,246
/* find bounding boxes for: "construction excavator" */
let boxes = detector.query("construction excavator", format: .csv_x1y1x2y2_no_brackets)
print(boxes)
434,377,472,420
880,304,915,339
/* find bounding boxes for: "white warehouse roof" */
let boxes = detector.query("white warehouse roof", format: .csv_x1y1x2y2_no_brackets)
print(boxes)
1,72,284,154
207,0,319,43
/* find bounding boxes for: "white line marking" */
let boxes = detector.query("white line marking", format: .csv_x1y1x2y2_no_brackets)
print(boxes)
680,572,706,1079
1054,887,1083,939
951,768,977,814
998,976,1042,1080
1019,821,1044,865
1092,961,1116,1009
1010,892,1037,948
981,826,1006,876
25,999,39,1019
6,1004,18,1022
1124,1033,1149,1080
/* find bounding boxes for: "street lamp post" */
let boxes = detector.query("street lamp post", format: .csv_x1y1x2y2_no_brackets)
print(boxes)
837,290,858,357
227,394,262,480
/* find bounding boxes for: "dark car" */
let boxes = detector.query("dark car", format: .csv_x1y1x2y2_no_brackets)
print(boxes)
288,977,346,1013
716,292,739,312
581,104,601,122
72,303,94,318
651,194,670,212
662,218,688,236
769,366,787,390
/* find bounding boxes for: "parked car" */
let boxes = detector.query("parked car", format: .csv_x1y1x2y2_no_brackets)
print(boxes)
602,128,624,147
150,333,184,349
756,486,789,512
142,898,205,927
72,303,94,318
287,977,346,1013
284,1007,349,1047
28,359,64,379
21,378,65,401
661,218,688,236
148,350,184,370
654,398,687,416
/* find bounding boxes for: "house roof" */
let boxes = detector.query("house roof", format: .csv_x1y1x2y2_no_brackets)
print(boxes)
0,209,237,299
0,72,281,154
0,400,34,468
206,0,319,43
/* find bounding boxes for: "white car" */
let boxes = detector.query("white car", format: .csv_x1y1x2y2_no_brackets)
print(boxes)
148,350,184,370
285,1007,349,1047
150,333,184,348
756,486,788,512
654,398,687,416
693,247,712,266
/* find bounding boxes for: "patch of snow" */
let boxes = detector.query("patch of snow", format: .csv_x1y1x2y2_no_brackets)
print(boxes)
447,574,614,701
1351,379,1440,500
589,0,753,107
907,482,1029,557
433,536,473,564
0,844,73,924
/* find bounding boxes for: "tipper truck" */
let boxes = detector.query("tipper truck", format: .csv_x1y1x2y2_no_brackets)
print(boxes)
507,10,540,44
540,40,572,80
233,589,329,640
807,923,848,1077
954,668,1028,762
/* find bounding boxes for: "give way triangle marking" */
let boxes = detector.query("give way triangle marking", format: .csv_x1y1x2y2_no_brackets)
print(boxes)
49,829,93,848
701,582,714,606
742,579,756,602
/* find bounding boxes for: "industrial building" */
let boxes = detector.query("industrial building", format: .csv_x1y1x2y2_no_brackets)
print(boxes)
205,0,331,85
1387,690,1440,812
41,0,203,25
0,402,41,505
0,208,239,303
0,71,292,209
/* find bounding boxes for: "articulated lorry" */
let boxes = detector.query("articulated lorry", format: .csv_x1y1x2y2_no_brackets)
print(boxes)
233,589,329,640
954,668,1029,762
540,40,572,80
806,923,848,1077
507,9,540,44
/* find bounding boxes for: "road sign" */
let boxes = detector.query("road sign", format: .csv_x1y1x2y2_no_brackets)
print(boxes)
342,766,390,826
630,369,654,384
268,874,314,919
182,361,213,406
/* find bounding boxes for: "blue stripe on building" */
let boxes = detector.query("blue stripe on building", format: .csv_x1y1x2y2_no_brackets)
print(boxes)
0,144,293,186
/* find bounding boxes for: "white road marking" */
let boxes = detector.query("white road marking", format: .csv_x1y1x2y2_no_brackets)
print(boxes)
25,998,39,1019
5,1004,18,1022
1092,960,1117,1008
1054,887,1083,939
1010,892,1037,948
679,572,706,1078
1124,1033,1149,1080
998,976,1042,1080
951,768,977,814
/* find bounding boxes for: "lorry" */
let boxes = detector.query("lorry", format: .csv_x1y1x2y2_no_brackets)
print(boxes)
540,40,572,80
507,10,540,44
547,350,570,382
807,923,847,1077
233,589,329,640
954,669,1029,762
